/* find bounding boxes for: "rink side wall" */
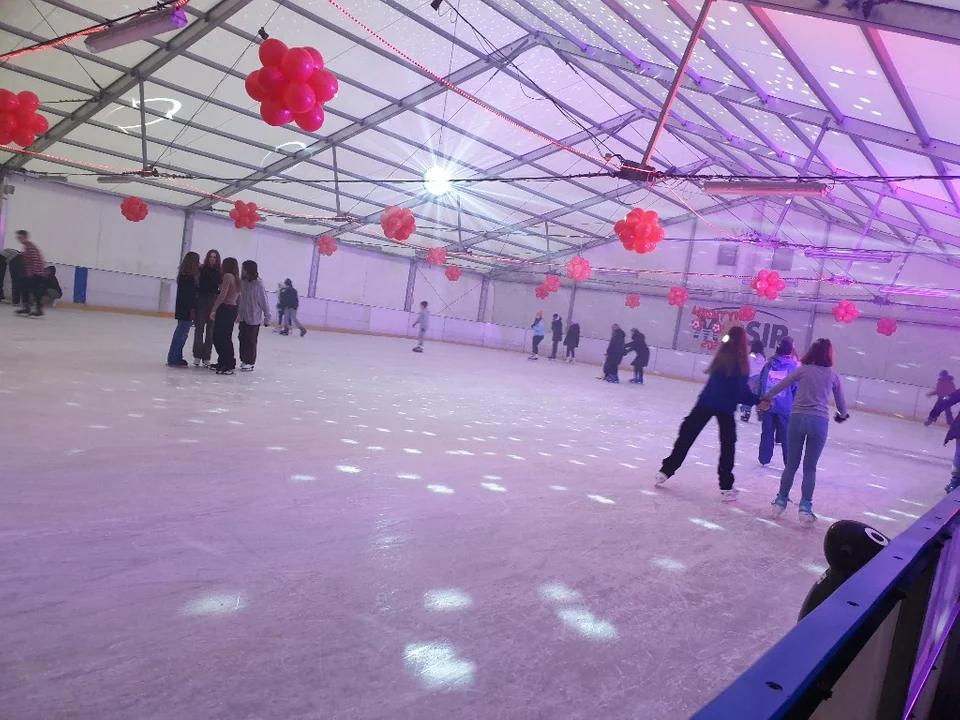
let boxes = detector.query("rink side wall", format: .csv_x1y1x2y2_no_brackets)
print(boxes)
3,176,958,423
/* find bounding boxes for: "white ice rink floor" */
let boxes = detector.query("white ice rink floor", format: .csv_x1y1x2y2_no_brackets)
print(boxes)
0,309,952,719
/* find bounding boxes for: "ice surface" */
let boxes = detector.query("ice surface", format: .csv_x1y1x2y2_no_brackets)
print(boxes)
0,310,950,719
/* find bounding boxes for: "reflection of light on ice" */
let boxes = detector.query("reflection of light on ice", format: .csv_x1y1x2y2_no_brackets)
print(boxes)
652,557,685,571
290,474,315,482
398,473,420,480
404,642,475,690
336,465,360,474
183,593,244,617
549,485,567,491
404,448,422,454
424,589,472,611
481,482,506,492
557,608,618,641
800,561,828,575
864,511,894,522
899,499,925,507
483,475,501,481
539,582,581,603
427,485,454,494
588,494,615,505
341,439,358,445
867,483,886,489
688,518,724,531
889,509,920,519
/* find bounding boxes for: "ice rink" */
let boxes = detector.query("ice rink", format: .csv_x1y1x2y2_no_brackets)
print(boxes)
0,309,951,720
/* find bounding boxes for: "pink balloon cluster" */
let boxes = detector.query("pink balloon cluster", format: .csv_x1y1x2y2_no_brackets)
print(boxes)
245,39,338,131
316,235,337,256
752,269,786,300
625,293,641,309
833,300,860,324
381,206,416,241
668,286,688,307
120,196,148,222
877,317,897,337
535,285,550,300
445,265,462,282
0,89,48,148
230,200,260,230
566,256,591,283
543,274,561,293
614,208,664,254
737,305,757,322
426,247,447,266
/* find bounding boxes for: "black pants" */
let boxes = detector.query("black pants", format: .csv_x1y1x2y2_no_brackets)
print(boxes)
602,353,622,379
8,255,25,305
532,335,543,355
212,305,238,370
549,339,560,358
565,345,576,359
193,293,216,362
633,367,644,383
0,254,6,300
21,276,45,311
238,322,260,365
928,397,956,425
661,406,737,490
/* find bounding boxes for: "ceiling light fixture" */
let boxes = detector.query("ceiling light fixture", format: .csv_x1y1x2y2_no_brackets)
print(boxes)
84,6,187,53
803,248,894,262
423,166,452,196
702,181,829,198
878,285,950,298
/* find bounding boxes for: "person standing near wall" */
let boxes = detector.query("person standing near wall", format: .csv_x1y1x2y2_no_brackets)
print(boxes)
412,300,430,353
925,370,957,427
760,338,849,527
237,260,271,372
563,320,580,363
529,312,545,360
278,279,306,337
624,329,650,384
193,249,221,367
548,313,563,360
209,257,240,375
601,324,626,382
757,337,799,467
14,230,46,317
167,252,199,368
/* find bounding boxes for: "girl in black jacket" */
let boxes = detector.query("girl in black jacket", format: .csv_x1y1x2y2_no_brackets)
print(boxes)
625,329,650,384
601,324,627,383
564,321,580,363
167,252,199,367
193,249,221,366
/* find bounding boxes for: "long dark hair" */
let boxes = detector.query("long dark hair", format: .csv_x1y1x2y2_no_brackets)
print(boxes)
241,259,259,282
221,257,239,278
203,249,222,276
707,325,750,377
802,338,834,367
179,251,200,281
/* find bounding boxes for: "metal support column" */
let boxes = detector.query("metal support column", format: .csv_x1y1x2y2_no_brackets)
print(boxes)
0,173,8,250
403,259,418,312
179,210,195,258
641,0,714,167
806,220,830,351
138,79,149,170
841,196,884,278
331,146,342,216
671,218,698,349
477,276,490,322
307,241,320,299
566,282,577,325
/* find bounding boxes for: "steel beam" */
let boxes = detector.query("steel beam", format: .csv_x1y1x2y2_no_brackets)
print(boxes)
3,0,255,171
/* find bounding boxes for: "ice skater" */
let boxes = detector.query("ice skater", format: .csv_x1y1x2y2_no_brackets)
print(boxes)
529,312,545,360
274,282,285,333
624,329,650,384
548,313,563,360
14,230,47,317
193,249,221,367
601,324,626,382
209,257,240,375
412,300,429,353
760,338,849,527
278,279,306,337
238,260,271,372
656,326,758,502
924,370,957,427
563,320,580,363
945,417,960,495
741,339,767,422
167,251,199,367
757,337,799,467
0,247,20,303
42,265,62,307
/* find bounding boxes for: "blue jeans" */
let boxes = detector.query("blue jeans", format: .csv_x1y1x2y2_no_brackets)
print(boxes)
778,413,829,503
759,412,789,465
167,319,192,365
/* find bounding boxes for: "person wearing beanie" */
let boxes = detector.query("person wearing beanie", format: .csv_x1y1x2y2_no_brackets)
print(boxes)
741,338,767,422
924,370,957,427
278,278,306,337
757,336,800,467
529,311,545,360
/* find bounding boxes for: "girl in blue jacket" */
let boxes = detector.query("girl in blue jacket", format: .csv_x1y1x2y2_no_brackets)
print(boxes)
757,337,800,466
656,326,759,501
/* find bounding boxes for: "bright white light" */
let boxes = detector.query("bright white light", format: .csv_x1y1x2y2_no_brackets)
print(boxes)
404,642,475,689
336,465,360,474
689,518,724,530
398,472,421,480
539,582,581,603
549,485,567,491
108,96,181,134
481,482,506,492
423,166,452,196
557,608,618,641
652,557,686,571
588,494,616,505
290,474,316,482
427,484,454,494
182,593,244,617
424,589,472,611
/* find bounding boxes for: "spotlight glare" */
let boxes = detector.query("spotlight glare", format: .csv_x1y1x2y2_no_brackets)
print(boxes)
424,166,452,196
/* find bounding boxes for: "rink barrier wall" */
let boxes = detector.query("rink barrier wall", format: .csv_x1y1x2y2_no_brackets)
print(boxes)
35,263,942,424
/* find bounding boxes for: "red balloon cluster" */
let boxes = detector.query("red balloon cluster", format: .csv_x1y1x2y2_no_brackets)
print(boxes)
120,196,148,222
877,317,897,337
535,285,550,300
833,300,860,324
543,274,561,293
614,208,664,254
737,305,757,322
445,265,462,282
625,294,641,309
668,286,688,307
566,256,591,283
0,90,48,148
381,206,416,241
426,247,447,266
316,235,337,256
752,269,786,300
230,200,260,230
245,39,338,131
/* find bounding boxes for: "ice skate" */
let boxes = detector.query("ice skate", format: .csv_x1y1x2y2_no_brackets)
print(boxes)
299,328,307,337
279,329,289,336
528,355,539,361
654,471,669,487
194,358,201,367
945,479,959,494
412,346,423,353
740,410,751,423
15,307,29,316
769,495,788,519
240,363,254,372
798,500,816,528
29,308,43,317
720,488,740,502
215,367,235,376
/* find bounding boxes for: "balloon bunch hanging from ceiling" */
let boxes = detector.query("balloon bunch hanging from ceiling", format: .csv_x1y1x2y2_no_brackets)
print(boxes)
316,235,338,256
566,256,591,283
426,247,447,266
833,300,860,324
752,269,786,300
614,209,664,254
445,265,462,282
0,90,48,147
876,317,897,336
625,294,640,309
667,286,688,307
245,39,338,131
535,273,561,299
230,200,260,229
380,207,416,241
120,196,148,222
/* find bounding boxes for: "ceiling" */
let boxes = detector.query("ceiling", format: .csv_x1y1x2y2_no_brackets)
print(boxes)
2,0,960,282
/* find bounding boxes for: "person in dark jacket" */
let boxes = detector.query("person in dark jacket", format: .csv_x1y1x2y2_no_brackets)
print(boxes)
601,324,627,383
757,337,800,466
548,313,564,360
279,278,306,337
1,248,25,306
656,326,759,501
168,252,199,367
41,265,62,306
564,321,580,363
944,413,960,494
624,329,650,384
925,370,957,427
193,249,221,366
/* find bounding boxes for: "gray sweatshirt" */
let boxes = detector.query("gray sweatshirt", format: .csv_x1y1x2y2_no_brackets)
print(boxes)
237,278,271,325
765,365,848,419
414,308,430,331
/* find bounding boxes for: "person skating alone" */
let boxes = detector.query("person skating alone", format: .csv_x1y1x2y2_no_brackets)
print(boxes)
760,338,849,527
193,249,221,367
925,370,957,427
209,257,240,375
278,279,306,337
601,324,626,382
741,339,767,422
757,337,799,467
237,260,271,372
548,314,563,360
14,230,46,317
624,329,650,384
656,326,759,502
563,320,580,363
412,300,429,353
529,312,545,360
167,251,199,367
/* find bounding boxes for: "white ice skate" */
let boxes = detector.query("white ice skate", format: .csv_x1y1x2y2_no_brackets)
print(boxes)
720,488,740,502
654,471,669,486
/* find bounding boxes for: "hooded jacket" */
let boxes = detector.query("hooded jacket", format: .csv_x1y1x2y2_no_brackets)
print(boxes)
624,332,650,368
551,317,563,341
564,323,580,349
933,373,957,398
606,328,626,359
758,354,800,415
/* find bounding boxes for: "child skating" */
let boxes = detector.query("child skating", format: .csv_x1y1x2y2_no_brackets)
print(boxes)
624,329,650,384
757,337,799,467
278,279,306,337
925,370,957,427
412,300,429,353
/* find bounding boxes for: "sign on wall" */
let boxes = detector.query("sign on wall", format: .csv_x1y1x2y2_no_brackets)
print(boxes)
678,305,801,353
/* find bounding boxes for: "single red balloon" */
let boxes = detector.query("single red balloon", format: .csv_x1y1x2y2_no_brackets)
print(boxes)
256,67,286,100
12,128,35,147
283,82,316,115
280,47,315,83
309,70,339,103
305,47,324,71
258,38,288,68
245,70,267,102
31,114,49,134
0,89,17,113
17,91,39,112
295,104,324,132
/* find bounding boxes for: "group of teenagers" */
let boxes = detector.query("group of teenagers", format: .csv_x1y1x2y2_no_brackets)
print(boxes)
167,249,306,374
